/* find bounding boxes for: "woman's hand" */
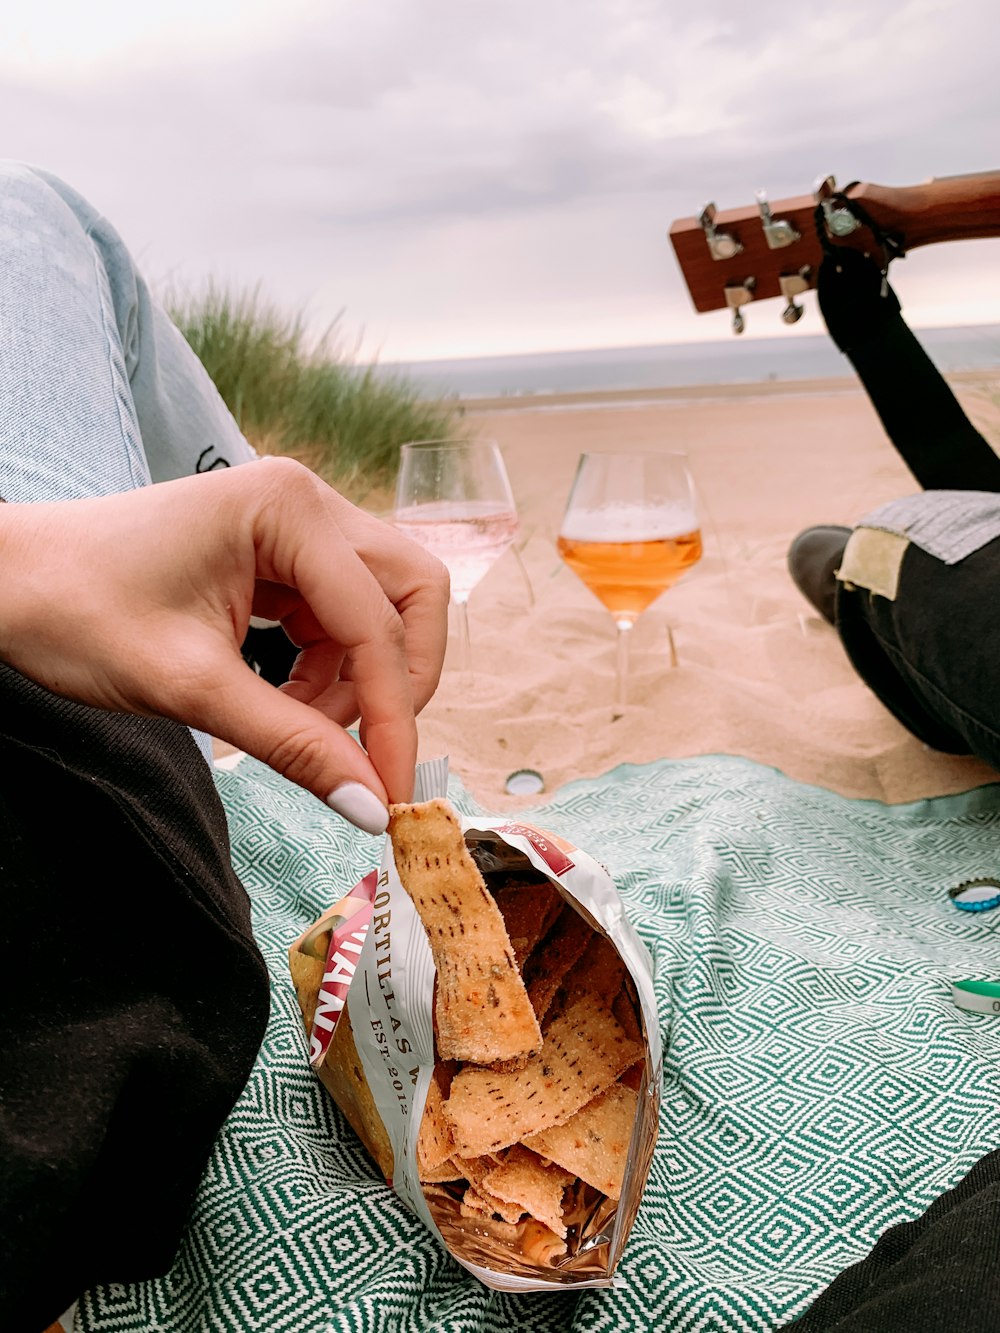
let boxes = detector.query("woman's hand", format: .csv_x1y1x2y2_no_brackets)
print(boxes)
0,457,450,832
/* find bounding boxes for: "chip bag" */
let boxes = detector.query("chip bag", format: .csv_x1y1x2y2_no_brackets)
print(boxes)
288,759,661,1291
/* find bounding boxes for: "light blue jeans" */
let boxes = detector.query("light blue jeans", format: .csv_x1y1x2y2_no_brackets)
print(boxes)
0,160,258,758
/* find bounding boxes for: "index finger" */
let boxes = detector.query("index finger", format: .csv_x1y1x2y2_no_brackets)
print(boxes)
295,542,419,803
254,474,421,802
323,494,450,713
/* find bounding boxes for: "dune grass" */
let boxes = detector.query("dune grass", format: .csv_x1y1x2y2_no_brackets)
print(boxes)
166,286,461,502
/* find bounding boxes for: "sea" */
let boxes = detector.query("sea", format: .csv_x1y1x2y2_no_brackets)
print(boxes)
376,323,1000,402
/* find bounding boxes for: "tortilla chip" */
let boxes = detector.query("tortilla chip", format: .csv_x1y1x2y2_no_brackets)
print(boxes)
524,1083,638,1200
460,1213,525,1244
446,1190,567,1259
566,934,627,1003
421,1183,457,1207
454,1153,524,1222
434,1059,460,1097
416,1074,455,1176
612,988,642,1045
419,1159,466,1183
521,1219,568,1265
389,800,542,1065
461,1184,525,1225
524,907,594,1024
620,1060,644,1091
442,998,642,1157
482,1146,573,1238
457,1152,505,1187
493,880,564,968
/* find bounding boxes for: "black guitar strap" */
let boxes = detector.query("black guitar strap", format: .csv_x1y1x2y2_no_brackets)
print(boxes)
815,220,1000,493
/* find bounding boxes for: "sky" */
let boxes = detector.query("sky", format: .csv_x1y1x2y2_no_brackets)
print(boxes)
1,0,998,361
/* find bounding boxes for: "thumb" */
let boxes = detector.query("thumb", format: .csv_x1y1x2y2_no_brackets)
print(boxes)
191,666,394,836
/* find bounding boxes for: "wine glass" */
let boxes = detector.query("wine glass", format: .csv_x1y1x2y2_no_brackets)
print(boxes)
393,438,519,671
557,450,702,709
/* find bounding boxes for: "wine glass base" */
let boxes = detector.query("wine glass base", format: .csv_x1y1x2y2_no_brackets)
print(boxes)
665,622,678,669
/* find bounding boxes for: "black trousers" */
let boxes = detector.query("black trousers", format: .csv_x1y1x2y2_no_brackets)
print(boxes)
782,1151,1000,1332
836,534,1000,767
0,666,270,1333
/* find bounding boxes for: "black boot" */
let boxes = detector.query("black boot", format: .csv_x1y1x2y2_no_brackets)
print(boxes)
787,525,851,625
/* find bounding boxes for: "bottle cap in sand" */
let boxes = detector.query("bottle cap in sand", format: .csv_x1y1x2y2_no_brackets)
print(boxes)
504,769,545,796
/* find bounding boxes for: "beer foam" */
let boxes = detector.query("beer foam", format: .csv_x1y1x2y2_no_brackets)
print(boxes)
559,503,698,543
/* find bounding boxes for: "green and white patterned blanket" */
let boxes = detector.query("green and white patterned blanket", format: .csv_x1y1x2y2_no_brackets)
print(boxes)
78,755,1000,1332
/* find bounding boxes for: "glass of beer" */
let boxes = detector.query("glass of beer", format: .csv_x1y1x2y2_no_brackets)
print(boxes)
557,450,702,709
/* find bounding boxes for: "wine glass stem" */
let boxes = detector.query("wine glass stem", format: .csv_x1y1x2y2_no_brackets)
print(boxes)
454,596,472,675
615,618,634,710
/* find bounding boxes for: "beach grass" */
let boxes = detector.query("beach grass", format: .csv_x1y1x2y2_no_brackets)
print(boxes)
166,286,460,501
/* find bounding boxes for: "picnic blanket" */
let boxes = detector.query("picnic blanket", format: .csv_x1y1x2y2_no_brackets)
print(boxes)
76,754,1000,1332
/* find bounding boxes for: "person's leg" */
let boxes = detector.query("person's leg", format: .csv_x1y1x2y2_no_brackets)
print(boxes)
0,665,270,1333
0,161,151,502
833,523,1000,766
782,1149,1000,1332
0,159,256,506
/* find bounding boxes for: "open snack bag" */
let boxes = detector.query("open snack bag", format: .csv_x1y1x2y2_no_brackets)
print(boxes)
288,759,661,1291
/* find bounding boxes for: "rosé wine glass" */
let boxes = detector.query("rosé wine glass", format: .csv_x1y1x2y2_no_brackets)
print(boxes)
393,438,519,672
558,450,702,711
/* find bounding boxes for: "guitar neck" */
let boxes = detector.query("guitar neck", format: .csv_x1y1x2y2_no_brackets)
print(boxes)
851,172,1000,249
669,170,1000,321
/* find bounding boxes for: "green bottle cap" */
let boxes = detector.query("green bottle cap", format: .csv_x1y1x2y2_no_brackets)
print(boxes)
951,980,1000,1015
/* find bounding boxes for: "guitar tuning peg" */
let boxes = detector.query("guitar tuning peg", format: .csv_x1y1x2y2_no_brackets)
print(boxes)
755,189,800,249
699,202,743,260
779,267,812,324
725,277,755,334
812,174,860,238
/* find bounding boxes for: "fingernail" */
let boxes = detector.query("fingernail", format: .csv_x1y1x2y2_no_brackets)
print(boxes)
325,782,389,835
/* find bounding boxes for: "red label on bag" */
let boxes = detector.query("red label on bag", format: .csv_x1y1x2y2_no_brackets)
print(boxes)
308,870,377,1067
495,822,576,876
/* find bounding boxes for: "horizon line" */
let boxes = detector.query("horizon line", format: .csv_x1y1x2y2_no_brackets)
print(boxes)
375,319,1000,369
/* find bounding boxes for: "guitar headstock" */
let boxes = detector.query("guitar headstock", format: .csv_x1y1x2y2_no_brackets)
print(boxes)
669,170,1000,333
668,176,876,334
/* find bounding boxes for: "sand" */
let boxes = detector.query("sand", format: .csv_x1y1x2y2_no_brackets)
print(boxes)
412,373,1000,812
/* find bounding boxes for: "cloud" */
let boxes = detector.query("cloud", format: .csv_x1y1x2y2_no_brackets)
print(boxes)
0,0,997,355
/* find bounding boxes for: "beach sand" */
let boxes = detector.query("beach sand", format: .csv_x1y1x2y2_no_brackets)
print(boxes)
412,373,1000,811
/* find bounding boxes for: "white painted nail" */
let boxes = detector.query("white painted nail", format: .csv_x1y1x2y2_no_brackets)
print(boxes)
325,781,389,835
